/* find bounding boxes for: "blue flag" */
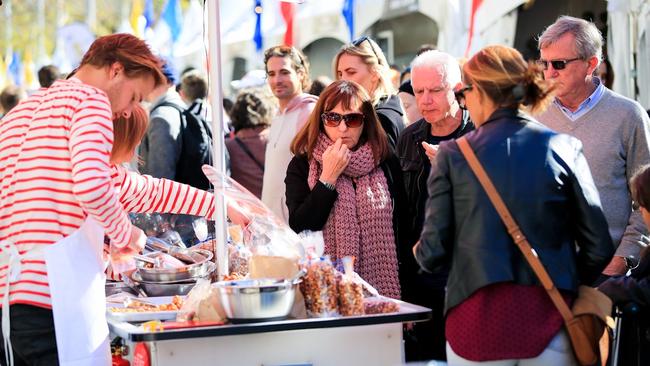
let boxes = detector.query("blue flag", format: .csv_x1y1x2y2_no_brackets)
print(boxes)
8,52,23,86
342,0,354,41
254,0,263,52
144,0,154,30
162,0,182,42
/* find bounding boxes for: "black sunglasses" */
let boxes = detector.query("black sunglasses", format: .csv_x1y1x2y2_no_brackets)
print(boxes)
536,57,582,71
454,85,473,110
321,112,364,128
352,35,381,65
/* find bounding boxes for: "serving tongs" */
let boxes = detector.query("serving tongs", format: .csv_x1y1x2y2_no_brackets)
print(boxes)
145,237,199,264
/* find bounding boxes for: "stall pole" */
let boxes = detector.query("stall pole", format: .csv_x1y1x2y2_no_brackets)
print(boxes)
206,0,228,279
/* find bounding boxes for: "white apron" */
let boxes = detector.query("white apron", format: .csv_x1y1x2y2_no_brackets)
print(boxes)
44,217,110,366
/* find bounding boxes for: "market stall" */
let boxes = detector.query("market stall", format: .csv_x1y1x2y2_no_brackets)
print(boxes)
107,299,431,365
106,166,431,366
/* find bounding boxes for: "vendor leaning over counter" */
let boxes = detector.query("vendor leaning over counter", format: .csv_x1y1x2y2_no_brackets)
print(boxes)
0,34,247,366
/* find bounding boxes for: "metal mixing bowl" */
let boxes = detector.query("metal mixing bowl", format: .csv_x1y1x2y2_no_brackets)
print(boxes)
136,248,213,282
130,262,216,296
212,278,297,322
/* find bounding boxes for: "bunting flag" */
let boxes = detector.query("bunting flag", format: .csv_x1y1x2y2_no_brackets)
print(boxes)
23,49,36,89
253,0,263,52
162,0,183,42
130,0,144,37
342,0,355,41
280,1,297,46
8,52,23,86
0,56,6,90
464,0,484,57
144,0,155,29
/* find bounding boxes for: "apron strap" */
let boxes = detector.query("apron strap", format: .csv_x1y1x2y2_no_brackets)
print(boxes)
1,241,20,366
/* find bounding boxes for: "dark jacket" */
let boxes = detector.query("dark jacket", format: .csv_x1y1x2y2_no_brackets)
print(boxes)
396,111,474,248
415,108,615,313
376,95,405,149
285,153,408,265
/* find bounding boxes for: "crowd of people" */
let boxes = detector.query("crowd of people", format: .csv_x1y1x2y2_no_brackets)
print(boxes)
1,13,650,366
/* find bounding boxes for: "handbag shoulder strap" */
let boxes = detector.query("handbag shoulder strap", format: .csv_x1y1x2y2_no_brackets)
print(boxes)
233,137,264,171
456,137,574,322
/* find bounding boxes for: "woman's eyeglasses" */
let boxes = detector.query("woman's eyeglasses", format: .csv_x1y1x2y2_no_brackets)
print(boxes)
536,57,582,71
321,112,365,128
454,85,473,110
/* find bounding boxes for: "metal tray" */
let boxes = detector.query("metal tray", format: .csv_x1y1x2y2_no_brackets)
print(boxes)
106,296,182,323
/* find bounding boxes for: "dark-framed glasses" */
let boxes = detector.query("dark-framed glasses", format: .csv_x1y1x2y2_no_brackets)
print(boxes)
536,57,582,71
454,85,473,110
321,112,365,128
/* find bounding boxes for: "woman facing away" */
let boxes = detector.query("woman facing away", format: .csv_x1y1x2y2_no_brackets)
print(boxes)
414,45,614,365
225,88,275,199
284,80,407,299
333,36,404,149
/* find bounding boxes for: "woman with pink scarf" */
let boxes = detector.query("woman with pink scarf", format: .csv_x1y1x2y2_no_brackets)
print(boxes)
285,80,407,299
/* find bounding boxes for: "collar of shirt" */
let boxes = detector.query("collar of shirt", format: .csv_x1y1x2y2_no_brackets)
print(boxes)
554,77,605,121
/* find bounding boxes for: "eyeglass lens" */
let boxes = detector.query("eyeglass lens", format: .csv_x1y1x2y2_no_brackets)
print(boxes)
322,112,364,128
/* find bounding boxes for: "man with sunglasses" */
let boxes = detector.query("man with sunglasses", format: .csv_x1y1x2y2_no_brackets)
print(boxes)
261,45,317,222
395,50,473,362
537,16,650,278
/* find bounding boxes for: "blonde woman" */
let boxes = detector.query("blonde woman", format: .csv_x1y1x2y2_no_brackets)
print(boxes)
334,36,404,148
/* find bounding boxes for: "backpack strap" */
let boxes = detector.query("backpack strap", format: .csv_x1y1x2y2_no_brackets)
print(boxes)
233,137,264,171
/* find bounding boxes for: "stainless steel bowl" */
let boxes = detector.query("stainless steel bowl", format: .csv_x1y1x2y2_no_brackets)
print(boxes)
105,281,137,297
130,262,216,296
138,281,197,297
212,278,297,322
136,248,214,282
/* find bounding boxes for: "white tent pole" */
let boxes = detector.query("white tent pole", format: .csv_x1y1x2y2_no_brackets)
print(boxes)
207,0,228,279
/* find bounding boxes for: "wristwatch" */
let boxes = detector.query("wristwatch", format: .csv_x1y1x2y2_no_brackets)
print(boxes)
319,179,336,191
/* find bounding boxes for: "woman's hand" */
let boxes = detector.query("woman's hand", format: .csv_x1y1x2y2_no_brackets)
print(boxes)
127,226,146,253
320,138,350,185
227,200,251,227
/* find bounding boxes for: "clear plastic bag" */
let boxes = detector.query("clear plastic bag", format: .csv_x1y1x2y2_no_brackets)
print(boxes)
337,257,364,316
300,257,340,318
176,279,225,322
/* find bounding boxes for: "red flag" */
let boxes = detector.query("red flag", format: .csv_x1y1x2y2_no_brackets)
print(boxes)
464,0,484,57
280,2,297,46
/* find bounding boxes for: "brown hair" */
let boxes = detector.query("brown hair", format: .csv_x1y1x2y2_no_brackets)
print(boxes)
80,33,166,88
290,80,388,162
333,37,394,104
111,104,149,164
263,45,311,91
180,71,208,101
631,164,650,210
463,45,555,114
230,88,275,132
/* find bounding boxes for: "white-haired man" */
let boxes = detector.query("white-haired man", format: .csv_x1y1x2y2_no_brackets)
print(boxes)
537,16,650,278
395,50,474,362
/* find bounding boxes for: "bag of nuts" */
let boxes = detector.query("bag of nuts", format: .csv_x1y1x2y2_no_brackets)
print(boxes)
337,257,364,316
300,257,339,317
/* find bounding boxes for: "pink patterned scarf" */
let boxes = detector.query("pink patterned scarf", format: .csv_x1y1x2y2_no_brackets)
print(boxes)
308,133,401,299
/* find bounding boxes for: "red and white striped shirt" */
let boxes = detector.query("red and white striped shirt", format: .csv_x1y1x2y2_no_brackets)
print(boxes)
0,79,217,309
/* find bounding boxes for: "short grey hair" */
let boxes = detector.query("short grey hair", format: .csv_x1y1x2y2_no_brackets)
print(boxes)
410,50,462,88
538,16,603,64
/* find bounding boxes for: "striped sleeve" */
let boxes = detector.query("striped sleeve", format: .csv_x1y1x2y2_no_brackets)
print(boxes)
69,96,132,248
113,165,218,219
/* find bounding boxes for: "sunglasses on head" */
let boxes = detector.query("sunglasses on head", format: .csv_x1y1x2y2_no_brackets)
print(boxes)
454,84,473,110
352,35,381,64
321,112,364,128
536,57,582,70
